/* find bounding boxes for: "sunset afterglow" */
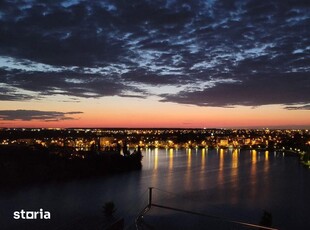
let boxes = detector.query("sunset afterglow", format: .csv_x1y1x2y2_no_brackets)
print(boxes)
0,0,309,128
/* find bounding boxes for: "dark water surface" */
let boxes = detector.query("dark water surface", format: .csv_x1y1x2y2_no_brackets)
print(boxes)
1,148,309,229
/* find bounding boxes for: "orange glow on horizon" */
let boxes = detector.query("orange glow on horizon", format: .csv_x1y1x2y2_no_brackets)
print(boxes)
0,97,309,128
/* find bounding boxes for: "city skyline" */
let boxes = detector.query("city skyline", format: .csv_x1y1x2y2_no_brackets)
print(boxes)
0,0,309,128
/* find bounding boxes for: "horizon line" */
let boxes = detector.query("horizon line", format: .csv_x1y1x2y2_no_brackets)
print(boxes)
1,126,309,130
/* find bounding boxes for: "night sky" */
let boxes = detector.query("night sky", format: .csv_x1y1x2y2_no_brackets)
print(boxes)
0,0,309,128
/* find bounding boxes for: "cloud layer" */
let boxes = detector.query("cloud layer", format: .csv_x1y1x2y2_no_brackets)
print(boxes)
0,110,83,121
0,0,309,108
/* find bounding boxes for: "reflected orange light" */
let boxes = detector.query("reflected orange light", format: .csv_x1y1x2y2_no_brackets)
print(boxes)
169,148,173,170
147,149,151,168
265,150,269,161
187,148,192,168
232,149,238,169
219,149,224,170
218,149,224,186
154,148,158,170
250,150,257,197
201,148,206,171
263,150,270,174
231,149,239,200
252,149,257,164
185,148,192,189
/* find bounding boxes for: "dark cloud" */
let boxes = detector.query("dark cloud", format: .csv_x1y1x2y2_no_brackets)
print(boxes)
0,110,83,121
0,0,309,107
284,104,310,110
122,70,185,85
0,85,35,101
160,73,310,107
0,69,137,99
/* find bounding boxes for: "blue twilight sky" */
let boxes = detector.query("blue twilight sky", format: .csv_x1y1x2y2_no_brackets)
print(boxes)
0,0,309,127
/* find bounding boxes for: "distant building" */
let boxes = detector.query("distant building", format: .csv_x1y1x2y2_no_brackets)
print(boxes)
99,137,115,150
219,139,228,147
244,138,251,145
16,139,33,145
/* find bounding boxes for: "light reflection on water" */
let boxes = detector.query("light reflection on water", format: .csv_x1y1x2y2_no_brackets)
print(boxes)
185,148,192,190
198,148,206,190
154,147,158,170
250,150,258,201
231,149,239,203
140,148,309,229
0,148,309,230
201,148,206,171
251,150,257,178
168,148,173,171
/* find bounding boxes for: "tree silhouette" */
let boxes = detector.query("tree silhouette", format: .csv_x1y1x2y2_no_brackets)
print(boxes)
103,201,116,218
259,210,272,227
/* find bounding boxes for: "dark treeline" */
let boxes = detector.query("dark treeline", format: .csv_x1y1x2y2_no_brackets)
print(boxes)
0,145,142,188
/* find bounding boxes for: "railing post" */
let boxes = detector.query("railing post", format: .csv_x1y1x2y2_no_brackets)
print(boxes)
148,187,153,208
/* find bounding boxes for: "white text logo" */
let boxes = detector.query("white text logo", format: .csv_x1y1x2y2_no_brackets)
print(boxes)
13,209,51,220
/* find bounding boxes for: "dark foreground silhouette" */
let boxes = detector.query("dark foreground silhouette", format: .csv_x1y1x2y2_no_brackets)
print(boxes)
0,145,142,188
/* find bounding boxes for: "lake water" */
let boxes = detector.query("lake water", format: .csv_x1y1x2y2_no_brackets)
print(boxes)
1,148,309,229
